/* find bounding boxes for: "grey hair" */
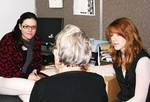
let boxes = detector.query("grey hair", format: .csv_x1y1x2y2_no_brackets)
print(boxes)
55,24,92,66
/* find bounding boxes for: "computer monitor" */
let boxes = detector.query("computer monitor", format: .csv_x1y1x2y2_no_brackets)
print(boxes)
37,17,64,44
37,17,64,65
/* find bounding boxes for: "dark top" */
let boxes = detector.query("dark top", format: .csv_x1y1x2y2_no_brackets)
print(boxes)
30,71,108,102
0,33,42,78
113,49,150,101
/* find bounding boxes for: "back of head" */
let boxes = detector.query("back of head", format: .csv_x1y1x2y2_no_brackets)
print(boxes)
55,24,92,66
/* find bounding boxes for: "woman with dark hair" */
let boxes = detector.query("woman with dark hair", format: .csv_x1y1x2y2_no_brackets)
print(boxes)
0,12,42,79
0,12,42,102
105,17,150,102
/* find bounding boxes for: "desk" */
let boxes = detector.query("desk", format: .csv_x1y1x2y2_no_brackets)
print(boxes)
104,76,120,102
41,64,120,102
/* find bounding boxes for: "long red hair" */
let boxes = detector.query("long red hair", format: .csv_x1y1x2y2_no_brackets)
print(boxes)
105,17,144,69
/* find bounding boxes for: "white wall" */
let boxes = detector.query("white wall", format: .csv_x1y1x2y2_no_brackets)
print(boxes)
0,0,36,39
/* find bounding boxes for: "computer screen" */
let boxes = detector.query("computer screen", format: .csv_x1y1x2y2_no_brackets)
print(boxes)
37,18,64,65
37,17,64,44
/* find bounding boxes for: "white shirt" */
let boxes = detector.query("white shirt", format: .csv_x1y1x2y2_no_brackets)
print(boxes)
127,57,150,102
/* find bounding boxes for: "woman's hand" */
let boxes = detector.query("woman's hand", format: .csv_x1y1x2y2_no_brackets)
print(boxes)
28,69,41,81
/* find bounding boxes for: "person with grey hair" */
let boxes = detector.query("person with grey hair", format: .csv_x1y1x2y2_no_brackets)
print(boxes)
30,24,108,102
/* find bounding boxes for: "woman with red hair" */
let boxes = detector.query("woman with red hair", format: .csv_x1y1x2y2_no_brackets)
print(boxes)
105,17,150,102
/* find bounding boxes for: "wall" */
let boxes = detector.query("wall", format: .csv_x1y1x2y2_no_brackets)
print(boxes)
0,0,36,39
36,0,150,53
36,0,101,39
103,0,150,53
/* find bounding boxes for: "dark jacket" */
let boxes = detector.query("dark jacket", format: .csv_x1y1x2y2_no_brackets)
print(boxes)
113,49,150,101
30,71,108,102
0,33,42,78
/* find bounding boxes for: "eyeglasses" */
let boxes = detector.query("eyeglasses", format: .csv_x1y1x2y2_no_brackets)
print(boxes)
22,25,37,30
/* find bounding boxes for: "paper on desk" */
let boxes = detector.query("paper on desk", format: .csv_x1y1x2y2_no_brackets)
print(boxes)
89,64,115,77
41,64,115,77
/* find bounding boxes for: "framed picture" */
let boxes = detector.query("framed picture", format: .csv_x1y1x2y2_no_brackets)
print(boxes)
49,0,63,8
73,0,95,16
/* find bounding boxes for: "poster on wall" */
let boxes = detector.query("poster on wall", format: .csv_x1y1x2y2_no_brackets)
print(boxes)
49,0,63,8
73,0,95,16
